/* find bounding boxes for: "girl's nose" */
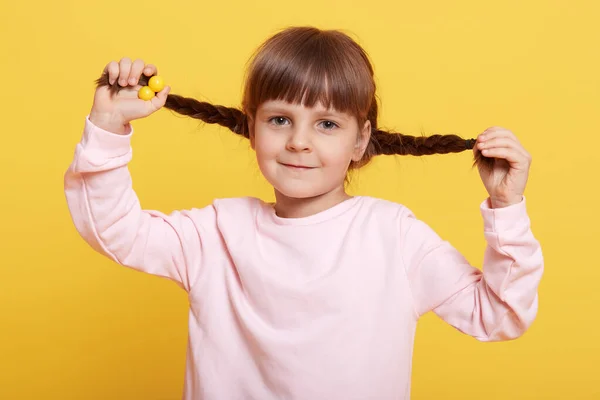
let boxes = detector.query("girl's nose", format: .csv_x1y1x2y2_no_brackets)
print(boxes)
286,128,312,152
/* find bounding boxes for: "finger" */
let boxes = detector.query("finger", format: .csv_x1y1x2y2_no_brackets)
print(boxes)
477,130,532,164
118,57,132,86
143,63,158,77
479,140,529,162
128,59,146,86
480,147,529,167
477,137,523,152
479,127,519,142
103,61,119,85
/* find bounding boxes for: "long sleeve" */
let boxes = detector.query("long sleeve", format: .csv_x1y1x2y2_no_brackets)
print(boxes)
400,197,544,341
63,116,216,292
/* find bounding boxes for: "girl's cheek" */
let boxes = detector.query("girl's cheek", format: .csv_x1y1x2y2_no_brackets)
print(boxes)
256,137,282,158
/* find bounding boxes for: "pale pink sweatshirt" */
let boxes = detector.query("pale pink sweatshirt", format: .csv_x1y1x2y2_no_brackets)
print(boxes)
64,116,544,400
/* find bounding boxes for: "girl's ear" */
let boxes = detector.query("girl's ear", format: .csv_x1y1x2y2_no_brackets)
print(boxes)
352,119,372,161
247,116,255,149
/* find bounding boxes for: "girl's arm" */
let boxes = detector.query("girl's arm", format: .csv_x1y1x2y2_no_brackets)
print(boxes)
64,115,216,292
401,197,544,341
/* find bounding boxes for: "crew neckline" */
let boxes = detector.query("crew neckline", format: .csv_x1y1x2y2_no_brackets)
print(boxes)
262,196,363,226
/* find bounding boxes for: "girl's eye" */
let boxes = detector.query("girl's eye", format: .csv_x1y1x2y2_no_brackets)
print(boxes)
267,117,338,130
319,120,339,130
269,116,290,126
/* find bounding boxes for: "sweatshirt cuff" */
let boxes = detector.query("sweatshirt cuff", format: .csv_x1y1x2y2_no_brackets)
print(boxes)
480,196,529,232
80,115,133,158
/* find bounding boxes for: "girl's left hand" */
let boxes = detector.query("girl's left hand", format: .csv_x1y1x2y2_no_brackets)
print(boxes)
475,127,532,208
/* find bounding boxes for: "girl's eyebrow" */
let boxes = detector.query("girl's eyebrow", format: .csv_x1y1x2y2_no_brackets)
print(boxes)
259,106,291,114
260,106,349,121
312,110,349,121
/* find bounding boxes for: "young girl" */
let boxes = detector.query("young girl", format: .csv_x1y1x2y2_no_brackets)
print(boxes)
64,26,544,399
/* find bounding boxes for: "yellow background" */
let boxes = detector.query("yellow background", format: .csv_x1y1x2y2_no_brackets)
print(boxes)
1,0,598,398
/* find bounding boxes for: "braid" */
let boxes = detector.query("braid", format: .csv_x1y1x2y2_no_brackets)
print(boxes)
372,129,470,155
164,95,248,138
369,128,493,171
95,72,492,170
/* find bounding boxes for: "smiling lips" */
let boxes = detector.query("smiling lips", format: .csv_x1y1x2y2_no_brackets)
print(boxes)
280,163,316,170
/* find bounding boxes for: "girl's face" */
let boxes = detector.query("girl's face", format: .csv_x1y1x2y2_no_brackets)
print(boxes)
250,99,371,201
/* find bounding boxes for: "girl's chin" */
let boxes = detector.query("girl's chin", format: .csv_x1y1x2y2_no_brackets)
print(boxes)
272,182,345,201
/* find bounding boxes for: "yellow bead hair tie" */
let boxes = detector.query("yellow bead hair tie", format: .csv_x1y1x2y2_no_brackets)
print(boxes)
138,75,166,100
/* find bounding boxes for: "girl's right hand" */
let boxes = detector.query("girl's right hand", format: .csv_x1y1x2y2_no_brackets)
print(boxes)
89,57,170,134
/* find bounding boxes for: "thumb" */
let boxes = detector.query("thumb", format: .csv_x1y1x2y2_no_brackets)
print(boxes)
151,85,171,109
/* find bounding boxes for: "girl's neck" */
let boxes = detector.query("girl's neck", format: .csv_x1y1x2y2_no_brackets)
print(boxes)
273,186,351,219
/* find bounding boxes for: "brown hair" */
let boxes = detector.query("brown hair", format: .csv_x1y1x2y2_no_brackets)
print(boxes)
95,26,492,171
